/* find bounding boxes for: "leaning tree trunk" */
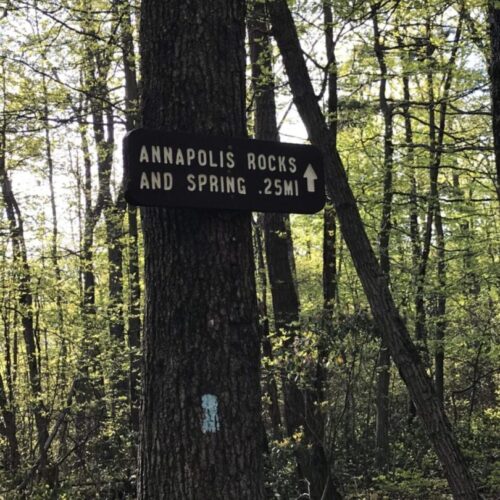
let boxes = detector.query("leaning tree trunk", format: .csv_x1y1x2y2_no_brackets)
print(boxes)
266,1,479,498
138,1,263,498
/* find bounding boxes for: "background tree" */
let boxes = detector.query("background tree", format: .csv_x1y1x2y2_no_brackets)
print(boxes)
489,0,500,201
0,0,497,497
266,0,480,496
249,2,341,497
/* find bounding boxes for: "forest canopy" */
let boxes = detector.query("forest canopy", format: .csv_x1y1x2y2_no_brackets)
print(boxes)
0,0,498,498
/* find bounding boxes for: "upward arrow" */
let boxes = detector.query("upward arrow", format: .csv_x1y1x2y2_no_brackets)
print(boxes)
303,164,318,192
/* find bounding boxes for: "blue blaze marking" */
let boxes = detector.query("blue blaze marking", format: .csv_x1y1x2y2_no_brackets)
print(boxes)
201,394,220,433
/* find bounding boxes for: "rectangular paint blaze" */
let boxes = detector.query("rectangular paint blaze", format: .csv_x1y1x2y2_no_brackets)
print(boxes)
201,394,220,433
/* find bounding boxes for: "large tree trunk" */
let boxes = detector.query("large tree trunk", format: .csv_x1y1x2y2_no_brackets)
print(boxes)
138,1,263,498
266,1,479,498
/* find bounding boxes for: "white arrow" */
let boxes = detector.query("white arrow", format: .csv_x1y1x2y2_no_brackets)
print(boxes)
303,164,318,192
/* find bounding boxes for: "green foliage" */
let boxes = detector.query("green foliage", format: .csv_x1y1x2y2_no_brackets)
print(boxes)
265,437,302,499
372,469,449,498
0,0,498,497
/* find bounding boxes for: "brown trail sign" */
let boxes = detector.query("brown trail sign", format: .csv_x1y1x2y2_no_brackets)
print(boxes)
124,128,325,214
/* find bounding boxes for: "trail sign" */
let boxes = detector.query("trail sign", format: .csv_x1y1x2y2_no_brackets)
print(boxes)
123,128,325,214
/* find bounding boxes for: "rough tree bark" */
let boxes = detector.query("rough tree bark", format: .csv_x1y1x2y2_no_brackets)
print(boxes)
266,1,479,497
138,1,263,498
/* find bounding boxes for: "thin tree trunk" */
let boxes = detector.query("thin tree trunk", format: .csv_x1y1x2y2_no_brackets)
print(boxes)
400,58,421,344
434,207,446,404
322,6,343,497
79,115,99,319
413,19,438,358
126,203,141,432
81,11,127,407
400,55,423,425
0,337,19,472
406,10,463,416
114,0,142,434
427,9,463,406
249,4,341,498
323,0,338,325
489,1,500,202
88,83,125,347
0,101,49,485
41,74,68,402
0,71,20,473
323,202,337,324
74,109,106,468
424,23,441,410
254,215,283,440
266,1,479,497
372,4,394,469
38,70,69,487
138,1,263,497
